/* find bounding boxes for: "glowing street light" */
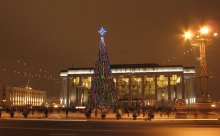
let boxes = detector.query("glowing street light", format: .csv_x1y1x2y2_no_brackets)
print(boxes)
183,25,217,102
200,27,209,35
214,32,218,37
184,31,192,40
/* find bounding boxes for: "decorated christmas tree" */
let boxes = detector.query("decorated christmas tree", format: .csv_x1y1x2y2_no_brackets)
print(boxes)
88,27,116,110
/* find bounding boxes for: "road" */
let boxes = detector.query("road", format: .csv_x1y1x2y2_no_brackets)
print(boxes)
0,119,220,136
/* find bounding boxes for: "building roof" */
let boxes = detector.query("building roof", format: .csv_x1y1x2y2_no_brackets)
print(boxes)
60,63,195,77
67,63,160,70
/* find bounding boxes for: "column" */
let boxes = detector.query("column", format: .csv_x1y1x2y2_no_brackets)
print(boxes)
174,85,177,100
141,75,145,107
181,74,185,99
155,75,158,101
75,78,78,106
168,75,171,101
129,76,132,106
115,76,119,101
66,76,70,108
79,77,83,106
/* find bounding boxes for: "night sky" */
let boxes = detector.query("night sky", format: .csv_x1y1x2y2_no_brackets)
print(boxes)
0,0,220,99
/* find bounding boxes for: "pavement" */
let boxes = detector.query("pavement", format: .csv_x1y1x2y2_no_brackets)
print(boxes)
0,111,220,136
0,119,220,136
0,111,220,121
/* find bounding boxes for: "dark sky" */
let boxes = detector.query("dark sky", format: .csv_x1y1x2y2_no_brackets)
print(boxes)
0,0,220,99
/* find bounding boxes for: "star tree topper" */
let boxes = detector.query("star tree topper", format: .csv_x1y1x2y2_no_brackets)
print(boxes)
98,27,107,37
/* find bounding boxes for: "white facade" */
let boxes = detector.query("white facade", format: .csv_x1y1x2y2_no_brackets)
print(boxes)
0,85,46,107
60,64,196,108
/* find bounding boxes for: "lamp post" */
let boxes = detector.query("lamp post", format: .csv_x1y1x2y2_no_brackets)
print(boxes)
184,26,217,102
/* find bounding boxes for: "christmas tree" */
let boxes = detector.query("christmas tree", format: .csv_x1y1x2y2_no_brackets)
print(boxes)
88,27,116,110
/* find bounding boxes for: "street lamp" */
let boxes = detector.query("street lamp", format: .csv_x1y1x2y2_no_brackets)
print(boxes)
184,31,193,40
200,27,209,35
183,26,217,102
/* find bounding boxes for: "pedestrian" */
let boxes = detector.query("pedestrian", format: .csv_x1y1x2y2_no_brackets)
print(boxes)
45,109,48,118
143,112,145,117
0,109,2,118
23,109,29,118
148,111,154,121
66,109,69,118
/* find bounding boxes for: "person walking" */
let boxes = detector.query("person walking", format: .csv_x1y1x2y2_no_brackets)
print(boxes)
66,109,69,118
147,111,154,121
44,108,48,118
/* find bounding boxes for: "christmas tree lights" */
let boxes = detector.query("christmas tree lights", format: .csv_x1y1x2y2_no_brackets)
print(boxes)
88,27,116,110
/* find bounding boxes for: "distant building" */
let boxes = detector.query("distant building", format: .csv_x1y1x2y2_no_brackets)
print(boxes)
60,64,196,108
0,85,46,107
45,97,60,108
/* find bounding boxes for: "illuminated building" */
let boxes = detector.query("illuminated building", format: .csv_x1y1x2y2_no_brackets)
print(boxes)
60,64,196,108
0,85,46,107
45,97,60,108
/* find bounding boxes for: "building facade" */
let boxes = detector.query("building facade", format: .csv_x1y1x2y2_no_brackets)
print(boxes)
45,97,60,108
60,64,196,108
0,85,46,107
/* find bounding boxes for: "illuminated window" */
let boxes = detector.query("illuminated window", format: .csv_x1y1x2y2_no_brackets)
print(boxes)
171,75,181,85
118,76,129,97
82,77,91,89
157,75,168,88
72,77,80,85
144,76,155,96
131,76,142,97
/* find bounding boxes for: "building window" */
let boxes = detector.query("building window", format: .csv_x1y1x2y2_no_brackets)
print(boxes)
171,75,181,85
72,77,80,86
82,77,91,89
131,76,142,97
118,76,129,97
157,75,168,100
157,75,168,88
144,76,155,96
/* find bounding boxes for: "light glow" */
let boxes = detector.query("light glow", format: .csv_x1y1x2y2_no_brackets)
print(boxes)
75,106,86,109
60,71,68,77
200,27,209,34
184,31,192,39
53,104,59,108
211,104,216,108
61,67,195,76
214,32,218,37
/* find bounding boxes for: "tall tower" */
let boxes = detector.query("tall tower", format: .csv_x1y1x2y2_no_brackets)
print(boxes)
197,35,211,102
88,27,116,110
184,26,217,102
